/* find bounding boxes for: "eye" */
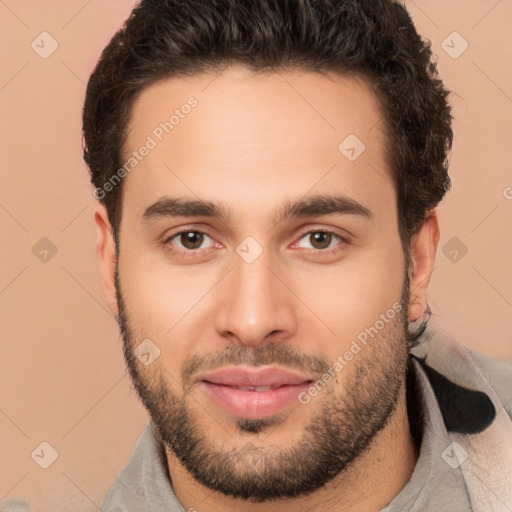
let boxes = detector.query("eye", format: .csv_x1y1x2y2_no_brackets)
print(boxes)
295,230,347,253
164,230,216,253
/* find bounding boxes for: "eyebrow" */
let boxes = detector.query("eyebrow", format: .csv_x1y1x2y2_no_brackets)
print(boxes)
142,194,372,224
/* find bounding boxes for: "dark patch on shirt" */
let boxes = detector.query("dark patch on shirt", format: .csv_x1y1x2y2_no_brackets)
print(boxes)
412,355,496,434
406,357,425,454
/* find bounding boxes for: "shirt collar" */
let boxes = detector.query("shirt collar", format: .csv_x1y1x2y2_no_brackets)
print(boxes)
380,355,472,511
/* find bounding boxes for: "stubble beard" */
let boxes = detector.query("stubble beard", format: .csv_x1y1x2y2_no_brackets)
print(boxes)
114,265,411,501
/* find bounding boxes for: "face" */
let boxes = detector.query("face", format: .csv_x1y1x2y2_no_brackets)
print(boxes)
107,66,416,501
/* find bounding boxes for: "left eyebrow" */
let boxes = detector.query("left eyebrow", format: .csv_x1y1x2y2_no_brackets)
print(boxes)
274,194,373,223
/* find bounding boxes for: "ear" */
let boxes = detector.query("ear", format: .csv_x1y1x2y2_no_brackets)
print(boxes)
407,209,439,322
94,203,119,317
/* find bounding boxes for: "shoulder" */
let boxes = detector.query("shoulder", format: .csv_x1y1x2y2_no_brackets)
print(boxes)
462,347,512,419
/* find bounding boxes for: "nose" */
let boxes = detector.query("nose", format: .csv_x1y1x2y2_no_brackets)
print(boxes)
214,245,297,348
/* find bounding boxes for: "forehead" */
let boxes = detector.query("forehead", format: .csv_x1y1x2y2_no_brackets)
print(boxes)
121,65,393,221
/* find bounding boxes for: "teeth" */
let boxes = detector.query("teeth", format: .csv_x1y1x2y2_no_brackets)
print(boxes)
237,386,272,391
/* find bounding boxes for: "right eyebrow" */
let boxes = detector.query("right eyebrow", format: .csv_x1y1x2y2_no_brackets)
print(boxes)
142,197,230,224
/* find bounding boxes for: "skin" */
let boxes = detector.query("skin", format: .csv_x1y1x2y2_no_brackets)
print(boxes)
94,65,440,511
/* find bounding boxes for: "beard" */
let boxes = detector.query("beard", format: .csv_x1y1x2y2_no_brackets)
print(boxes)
114,264,411,502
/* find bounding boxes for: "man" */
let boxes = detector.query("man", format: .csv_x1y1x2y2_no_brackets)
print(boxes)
82,0,512,510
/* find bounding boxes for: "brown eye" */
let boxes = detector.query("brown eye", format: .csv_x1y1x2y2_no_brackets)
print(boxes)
164,230,215,253
295,230,347,254
309,232,332,250
178,231,205,249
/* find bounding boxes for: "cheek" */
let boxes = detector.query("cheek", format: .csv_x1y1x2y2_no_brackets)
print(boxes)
294,240,405,346
123,271,204,330
118,251,218,358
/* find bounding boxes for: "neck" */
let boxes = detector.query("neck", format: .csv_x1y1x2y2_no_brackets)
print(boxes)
165,382,418,512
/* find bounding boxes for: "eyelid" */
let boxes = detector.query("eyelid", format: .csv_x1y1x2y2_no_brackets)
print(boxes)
294,225,351,244
162,227,218,257
291,227,350,254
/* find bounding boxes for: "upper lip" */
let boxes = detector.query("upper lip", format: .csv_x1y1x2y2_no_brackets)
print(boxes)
196,366,314,388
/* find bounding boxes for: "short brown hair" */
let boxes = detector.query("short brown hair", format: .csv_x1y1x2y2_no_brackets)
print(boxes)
82,0,452,254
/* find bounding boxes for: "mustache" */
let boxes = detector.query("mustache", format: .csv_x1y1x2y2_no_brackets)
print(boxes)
181,342,330,388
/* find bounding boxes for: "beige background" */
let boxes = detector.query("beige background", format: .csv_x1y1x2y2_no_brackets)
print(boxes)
1,1,511,511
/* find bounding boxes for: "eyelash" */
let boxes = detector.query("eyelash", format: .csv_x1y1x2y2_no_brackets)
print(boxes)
162,228,349,259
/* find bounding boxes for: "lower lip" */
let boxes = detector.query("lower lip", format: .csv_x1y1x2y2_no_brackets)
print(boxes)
200,381,312,419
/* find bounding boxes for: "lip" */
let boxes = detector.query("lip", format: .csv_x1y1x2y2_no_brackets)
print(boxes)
196,365,314,419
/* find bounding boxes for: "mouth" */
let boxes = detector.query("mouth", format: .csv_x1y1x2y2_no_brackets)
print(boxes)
214,384,286,391
196,366,314,419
